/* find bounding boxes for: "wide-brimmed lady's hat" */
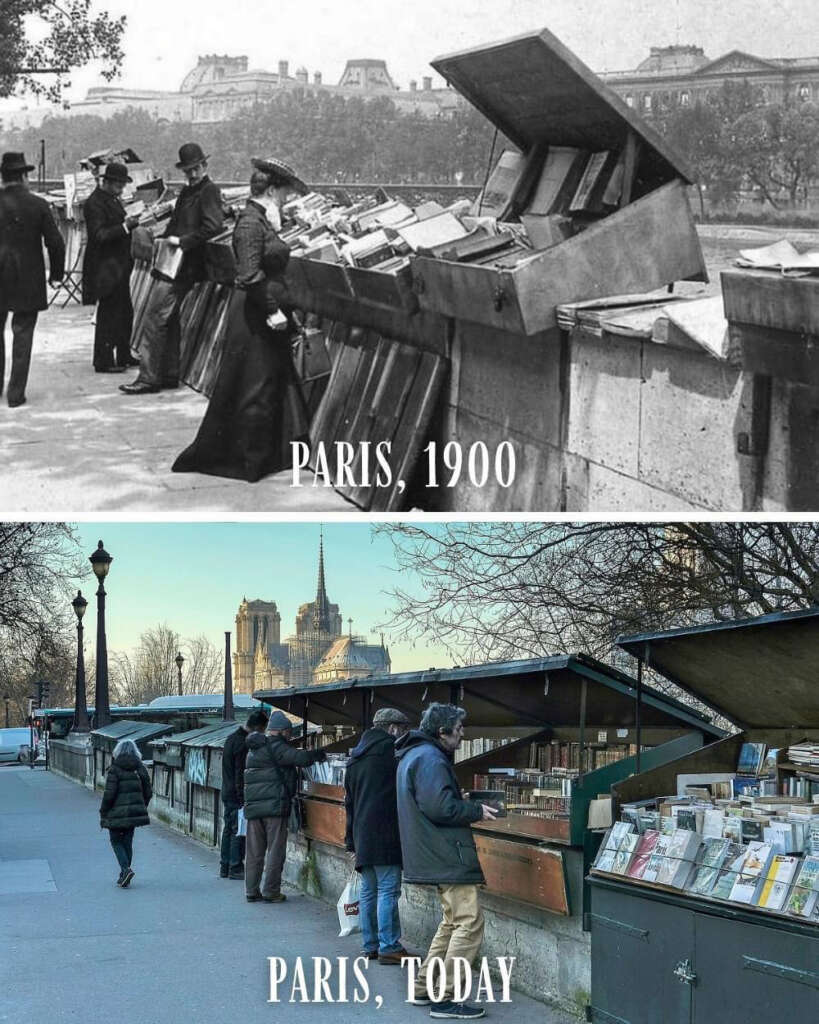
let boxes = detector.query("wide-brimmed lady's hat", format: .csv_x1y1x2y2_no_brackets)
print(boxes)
1,152,35,175
101,162,132,184
251,156,309,196
175,142,209,170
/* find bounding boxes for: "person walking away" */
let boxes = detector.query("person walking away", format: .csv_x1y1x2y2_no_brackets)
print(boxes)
0,151,65,407
243,710,327,903
396,704,497,1020
345,707,411,964
99,737,153,888
120,142,223,395
82,162,141,373
220,708,268,879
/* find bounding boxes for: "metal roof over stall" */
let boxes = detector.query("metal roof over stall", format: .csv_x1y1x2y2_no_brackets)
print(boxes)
254,654,723,737
148,722,232,758
430,26,696,188
617,606,819,730
90,719,174,755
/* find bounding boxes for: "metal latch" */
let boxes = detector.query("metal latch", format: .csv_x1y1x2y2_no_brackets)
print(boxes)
673,959,697,986
493,285,506,312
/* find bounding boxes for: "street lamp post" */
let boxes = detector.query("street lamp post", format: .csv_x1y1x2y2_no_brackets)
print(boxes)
71,590,91,733
175,652,185,697
89,540,113,728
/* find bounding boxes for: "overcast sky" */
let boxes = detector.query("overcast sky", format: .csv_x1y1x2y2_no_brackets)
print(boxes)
5,0,819,111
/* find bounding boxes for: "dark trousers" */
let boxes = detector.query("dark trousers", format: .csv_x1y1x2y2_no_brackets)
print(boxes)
109,827,135,873
245,816,288,898
94,276,134,370
220,802,245,871
0,309,38,405
134,277,191,387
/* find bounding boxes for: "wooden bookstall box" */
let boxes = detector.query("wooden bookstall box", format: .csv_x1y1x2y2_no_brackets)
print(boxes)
410,27,707,336
588,608,819,1024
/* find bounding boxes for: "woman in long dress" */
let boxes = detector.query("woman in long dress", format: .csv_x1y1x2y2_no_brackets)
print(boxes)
172,158,309,483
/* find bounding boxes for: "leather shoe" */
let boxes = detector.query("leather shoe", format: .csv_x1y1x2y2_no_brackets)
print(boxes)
262,892,287,903
378,947,413,965
123,357,140,367
246,893,262,902
362,950,379,961
7,397,26,408
119,382,159,395
96,366,126,374
162,379,179,390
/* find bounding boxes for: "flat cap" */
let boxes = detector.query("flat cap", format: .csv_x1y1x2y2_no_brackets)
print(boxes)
372,707,410,727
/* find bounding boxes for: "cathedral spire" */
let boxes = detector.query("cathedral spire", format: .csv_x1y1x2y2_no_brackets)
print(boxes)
312,528,332,633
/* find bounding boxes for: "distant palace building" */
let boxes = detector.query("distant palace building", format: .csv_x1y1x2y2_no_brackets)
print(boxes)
601,44,819,117
232,535,390,695
3,54,461,131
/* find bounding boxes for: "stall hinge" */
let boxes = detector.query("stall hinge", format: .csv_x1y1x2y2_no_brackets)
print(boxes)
673,958,697,986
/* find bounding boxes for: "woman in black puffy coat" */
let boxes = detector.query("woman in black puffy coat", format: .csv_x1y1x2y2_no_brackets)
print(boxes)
100,738,152,888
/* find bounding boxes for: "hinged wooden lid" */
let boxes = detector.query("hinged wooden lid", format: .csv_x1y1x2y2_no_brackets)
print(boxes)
617,607,819,729
431,26,695,185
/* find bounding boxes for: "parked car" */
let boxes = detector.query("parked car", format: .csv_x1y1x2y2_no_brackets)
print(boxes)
0,728,39,764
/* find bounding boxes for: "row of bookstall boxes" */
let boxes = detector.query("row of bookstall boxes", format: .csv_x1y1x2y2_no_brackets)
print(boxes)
589,606,819,930
160,28,707,337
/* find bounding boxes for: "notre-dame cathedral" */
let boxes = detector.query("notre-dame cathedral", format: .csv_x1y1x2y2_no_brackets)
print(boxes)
232,535,391,695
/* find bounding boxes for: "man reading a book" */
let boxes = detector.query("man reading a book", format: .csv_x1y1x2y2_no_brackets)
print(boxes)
120,142,223,395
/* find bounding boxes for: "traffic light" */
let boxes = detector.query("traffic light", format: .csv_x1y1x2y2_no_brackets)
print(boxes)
36,680,50,707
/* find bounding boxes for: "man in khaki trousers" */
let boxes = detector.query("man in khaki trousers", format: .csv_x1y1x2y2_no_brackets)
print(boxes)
396,704,497,1020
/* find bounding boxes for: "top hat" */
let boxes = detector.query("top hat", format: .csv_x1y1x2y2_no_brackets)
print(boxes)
175,142,209,171
101,162,132,184
1,152,35,176
251,156,309,196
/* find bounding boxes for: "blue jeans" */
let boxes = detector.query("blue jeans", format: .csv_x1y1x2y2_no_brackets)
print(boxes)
359,864,402,954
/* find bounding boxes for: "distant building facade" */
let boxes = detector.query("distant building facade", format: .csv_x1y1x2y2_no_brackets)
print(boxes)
2,53,461,131
601,44,819,117
232,536,390,695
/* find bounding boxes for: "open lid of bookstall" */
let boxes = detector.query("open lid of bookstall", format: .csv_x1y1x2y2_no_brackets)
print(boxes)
91,719,173,753
617,606,819,730
149,722,229,754
253,654,722,736
181,722,239,749
430,26,695,189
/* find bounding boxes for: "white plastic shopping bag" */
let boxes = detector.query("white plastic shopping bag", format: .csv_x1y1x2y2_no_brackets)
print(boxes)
237,807,247,837
337,870,361,936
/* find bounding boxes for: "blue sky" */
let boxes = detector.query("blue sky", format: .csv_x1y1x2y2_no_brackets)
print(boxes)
73,523,448,672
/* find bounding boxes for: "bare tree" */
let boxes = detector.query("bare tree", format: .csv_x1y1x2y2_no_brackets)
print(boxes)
375,522,819,672
111,626,222,705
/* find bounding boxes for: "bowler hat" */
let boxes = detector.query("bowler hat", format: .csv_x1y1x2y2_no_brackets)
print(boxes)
1,152,35,176
266,710,294,732
175,142,209,171
372,707,410,727
251,156,309,196
102,162,132,184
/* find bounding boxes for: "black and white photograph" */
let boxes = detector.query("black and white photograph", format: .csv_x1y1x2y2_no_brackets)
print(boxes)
3,0,819,514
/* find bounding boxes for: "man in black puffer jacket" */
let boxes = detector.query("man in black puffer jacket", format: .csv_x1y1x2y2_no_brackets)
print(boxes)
100,737,153,888
396,704,497,1020
345,707,411,964
219,708,269,880
243,710,327,903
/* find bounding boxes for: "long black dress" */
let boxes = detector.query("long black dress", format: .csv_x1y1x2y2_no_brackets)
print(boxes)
171,200,309,483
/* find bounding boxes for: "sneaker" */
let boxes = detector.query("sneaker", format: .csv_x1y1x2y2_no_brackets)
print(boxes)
246,893,262,902
116,869,126,886
219,865,229,879
409,995,432,1006
120,868,135,888
262,892,287,903
429,1002,485,1020
378,946,413,965
228,867,245,880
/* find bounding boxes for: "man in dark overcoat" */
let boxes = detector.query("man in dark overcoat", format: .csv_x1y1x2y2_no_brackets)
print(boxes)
0,151,65,407
345,707,411,964
219,708,268,880
83,162,141,372
120,142,223,395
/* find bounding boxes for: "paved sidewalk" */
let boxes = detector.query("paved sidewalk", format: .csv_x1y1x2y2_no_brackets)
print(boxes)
0,766,577,1024
1,305,352,517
